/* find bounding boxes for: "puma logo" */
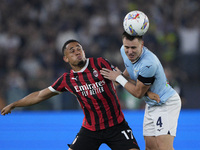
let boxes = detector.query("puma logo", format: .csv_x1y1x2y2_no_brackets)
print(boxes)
71,76,78,81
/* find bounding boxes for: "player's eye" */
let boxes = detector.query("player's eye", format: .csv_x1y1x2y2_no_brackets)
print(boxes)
70,49,75,53
125,46,129,49
131,46,136,49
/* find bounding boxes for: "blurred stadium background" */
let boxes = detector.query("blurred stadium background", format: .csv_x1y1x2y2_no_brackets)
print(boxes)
0,0,199,150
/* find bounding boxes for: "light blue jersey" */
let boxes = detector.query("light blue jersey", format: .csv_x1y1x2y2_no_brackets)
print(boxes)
120,46,176,106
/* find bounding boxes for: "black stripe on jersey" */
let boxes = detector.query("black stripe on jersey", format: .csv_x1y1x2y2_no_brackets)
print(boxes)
66,73,92,126
52,75,63,90
52,75,66,92
95,58,119,125
77,72,101,130
102,58,116,70
100,59,121,125
86,60,109,129
138,75,155,85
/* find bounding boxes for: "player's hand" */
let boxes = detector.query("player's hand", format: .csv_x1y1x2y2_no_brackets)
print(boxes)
1,104,15,115
100,67,121,81
147,91,160,103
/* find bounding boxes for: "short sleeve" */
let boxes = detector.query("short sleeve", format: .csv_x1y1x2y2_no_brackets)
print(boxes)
138,63,156,85
49,74,68,93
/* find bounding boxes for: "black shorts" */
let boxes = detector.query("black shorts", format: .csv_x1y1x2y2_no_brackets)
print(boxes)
69,120,140,150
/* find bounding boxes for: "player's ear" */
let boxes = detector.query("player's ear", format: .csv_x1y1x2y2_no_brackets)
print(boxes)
140,40,144,48
142,41,144,47
63,55,69,63
82,50,86,57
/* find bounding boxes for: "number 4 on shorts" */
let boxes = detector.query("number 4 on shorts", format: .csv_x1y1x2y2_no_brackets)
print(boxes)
156,116,163,127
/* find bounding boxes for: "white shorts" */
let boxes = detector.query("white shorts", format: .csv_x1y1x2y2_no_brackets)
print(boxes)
143,93,181,137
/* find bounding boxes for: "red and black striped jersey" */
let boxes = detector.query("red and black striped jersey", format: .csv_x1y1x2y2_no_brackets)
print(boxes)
49,57,124,131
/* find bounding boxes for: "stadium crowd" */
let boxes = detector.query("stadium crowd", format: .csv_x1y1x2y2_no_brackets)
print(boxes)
0,0,199,110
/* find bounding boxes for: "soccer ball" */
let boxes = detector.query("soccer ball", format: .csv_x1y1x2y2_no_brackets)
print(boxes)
123,10,149,36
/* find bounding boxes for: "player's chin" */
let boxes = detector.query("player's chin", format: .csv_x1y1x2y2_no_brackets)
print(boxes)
128,57,136,62
77,59,85,66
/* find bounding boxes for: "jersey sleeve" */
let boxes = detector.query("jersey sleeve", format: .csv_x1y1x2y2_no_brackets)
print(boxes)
138,63,156,85
48,74,68,94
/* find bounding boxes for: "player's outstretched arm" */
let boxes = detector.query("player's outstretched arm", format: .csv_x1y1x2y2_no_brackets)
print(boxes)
1,88,58,115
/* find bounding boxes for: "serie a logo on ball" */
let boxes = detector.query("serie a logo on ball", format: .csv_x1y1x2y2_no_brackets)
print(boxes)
123,10,149,36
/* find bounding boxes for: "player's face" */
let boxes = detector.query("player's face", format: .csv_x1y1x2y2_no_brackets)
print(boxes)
123,37,144,62
63,42,86,70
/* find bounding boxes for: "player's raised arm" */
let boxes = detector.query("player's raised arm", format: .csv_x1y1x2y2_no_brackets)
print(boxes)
1,88,58,115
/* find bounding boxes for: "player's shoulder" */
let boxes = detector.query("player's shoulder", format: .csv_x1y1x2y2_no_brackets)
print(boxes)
142,47,158,63
61,71,73,78
89,57,103,61
139,48,158,70
95,57,114,69
89,57,111,67
53,72,69,83
120,45,124,50
96,57,109,63
120,45,125,53
143,47,155,57
60,73,68,79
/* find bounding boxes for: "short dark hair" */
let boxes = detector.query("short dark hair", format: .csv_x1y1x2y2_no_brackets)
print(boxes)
62,39,80,55
122,31,143,41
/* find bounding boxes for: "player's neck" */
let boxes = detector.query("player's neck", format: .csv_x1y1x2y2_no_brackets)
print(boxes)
72,59,88,72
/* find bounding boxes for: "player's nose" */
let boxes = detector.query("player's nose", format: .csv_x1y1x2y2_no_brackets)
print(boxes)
75,49,81,55
127,48,134,54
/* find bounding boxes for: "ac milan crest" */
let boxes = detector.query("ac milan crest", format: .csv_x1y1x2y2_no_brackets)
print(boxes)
93,69,98,77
